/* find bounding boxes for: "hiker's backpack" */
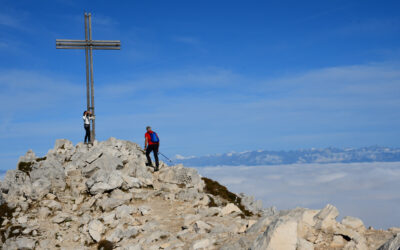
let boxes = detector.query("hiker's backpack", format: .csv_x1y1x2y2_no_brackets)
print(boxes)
150,132,159,143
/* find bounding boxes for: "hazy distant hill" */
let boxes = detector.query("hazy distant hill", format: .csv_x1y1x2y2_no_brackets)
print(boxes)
174,146,400,166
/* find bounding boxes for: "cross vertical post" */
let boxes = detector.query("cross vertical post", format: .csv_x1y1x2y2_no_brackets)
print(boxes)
88,13,96,142
84,13,90,112
56,12,121,143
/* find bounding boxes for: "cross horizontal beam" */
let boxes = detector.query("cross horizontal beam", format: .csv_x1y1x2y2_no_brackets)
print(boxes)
56,39,121,50
56,46,121,50
56,39,121,43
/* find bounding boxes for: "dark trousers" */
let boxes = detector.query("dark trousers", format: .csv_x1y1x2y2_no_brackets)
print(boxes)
84,124,91,143
146,144,159,167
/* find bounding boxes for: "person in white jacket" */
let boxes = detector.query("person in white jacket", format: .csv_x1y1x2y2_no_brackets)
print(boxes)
83,110,95,144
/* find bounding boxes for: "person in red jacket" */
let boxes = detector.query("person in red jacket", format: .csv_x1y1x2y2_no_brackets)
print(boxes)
144,126,160,171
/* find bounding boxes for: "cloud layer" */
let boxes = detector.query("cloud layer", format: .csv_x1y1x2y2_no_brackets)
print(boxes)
194,162,400,229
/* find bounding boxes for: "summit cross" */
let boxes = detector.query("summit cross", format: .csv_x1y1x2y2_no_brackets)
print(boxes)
56,12,121,142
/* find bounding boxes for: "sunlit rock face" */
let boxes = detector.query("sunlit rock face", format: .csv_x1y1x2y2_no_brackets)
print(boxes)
0,138,398,249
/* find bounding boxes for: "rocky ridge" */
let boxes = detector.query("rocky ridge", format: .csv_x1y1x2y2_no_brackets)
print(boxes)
0,138,399,249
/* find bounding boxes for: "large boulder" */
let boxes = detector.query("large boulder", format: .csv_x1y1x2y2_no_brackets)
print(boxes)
88,219,104,242
29,155,66,199
251,217,298,250
86,170,124,194
125,161,153,186
18,149,37,163
82,153,123,178
158,165,203,191
239,193,263,214
1,170,32,198
313,204,339,231
341,216,365,232
378,233,400,250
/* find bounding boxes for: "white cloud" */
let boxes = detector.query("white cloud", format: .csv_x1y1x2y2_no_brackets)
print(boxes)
172,36,200,46
0,13,23,29
194,162,400,229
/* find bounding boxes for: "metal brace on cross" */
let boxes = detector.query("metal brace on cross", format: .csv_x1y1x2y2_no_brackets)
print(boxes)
56,12,121,142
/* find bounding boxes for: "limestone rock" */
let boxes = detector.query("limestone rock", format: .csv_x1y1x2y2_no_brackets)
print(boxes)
86,170,124,194
192,238,213,249
342,216,365,232
158,165,203,191
378,233,400,250
3,237,36,249
0,137,396,250
297,238,314,250
314,204,339,231
88,219,104,242
83,153,123,178
193,220,211,233
251,218,298,250
221,203,241,216
239,193,263,214
52,212,72,224
18,149,37,163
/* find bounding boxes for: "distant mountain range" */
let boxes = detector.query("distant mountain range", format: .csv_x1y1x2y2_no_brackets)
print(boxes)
173,146,400,166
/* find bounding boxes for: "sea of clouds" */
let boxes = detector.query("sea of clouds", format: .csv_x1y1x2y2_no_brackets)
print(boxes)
194,162,400,230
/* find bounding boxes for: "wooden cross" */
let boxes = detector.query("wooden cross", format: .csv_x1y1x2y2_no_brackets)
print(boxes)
56,13,121,142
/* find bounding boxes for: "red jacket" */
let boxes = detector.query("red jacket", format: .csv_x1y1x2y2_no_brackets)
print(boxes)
145,131,159,145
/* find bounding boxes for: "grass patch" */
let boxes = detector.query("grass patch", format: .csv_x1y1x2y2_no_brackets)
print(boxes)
208,195,218,207
0,202,16,225
0,202,17,242
202,177,253,217
36,156,47,162
97,240,114,250
17,161,33,176
8,225,25,238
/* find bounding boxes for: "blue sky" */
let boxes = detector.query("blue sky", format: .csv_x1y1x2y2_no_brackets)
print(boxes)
1,0,400,170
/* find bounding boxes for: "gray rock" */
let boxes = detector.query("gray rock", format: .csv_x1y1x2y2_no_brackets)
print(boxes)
175,188,200,201
239,193,263,214
29,155,66,198
142,220,160,232
378,233,400,250
52,212,72,224
158,165,203,191
1,170,32,198
54,139,74,151
115,204,137,219
262,206,278,217
246,214,276,234
41,199,62,211
192,238,213,249
341,216,365,232
98,197,127,212
86,170,124,194
85,148,103,164
193,220,211,233
251,217,298,250
145,230,170,244
139,205,151,216
83,153,123,178
18,149,37,163
3,236,36,249
126,161,153,186
314,204,339,231
111,188,133,202
88,219,104,242
122,175,142,189
297,238,314,250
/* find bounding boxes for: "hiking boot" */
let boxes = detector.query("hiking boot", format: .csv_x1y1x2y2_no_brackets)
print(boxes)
146,162,153,167
154,166,159,172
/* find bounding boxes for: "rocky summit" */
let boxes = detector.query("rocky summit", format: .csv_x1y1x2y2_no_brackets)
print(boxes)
0,138,399,250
